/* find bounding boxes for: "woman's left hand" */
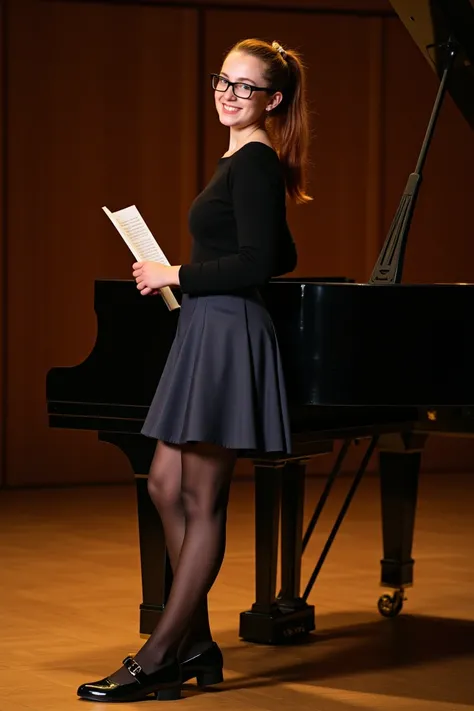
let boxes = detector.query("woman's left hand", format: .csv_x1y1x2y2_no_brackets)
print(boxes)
132,262,181,296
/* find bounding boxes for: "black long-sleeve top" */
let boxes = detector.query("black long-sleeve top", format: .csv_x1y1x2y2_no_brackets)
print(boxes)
178,142,297,295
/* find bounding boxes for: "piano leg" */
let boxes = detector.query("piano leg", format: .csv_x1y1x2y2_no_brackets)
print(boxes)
279,460,316,635
239,460,315,644
377,433,427,617
280,460,306,603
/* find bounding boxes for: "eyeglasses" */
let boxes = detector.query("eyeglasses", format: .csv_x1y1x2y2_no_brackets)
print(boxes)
210,73,272,100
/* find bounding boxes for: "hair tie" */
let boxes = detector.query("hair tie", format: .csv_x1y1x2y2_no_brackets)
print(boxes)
272,41,287,60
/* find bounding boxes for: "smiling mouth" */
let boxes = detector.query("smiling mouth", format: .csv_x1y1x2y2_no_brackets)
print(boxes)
222,104,241,113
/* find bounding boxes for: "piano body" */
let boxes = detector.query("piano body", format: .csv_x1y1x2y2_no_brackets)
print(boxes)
46,0,474,643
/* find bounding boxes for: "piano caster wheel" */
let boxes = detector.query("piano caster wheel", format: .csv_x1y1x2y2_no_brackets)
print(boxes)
377,589,405,618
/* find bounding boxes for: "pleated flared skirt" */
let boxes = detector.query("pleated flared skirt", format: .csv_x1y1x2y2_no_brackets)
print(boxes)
141,290,291,455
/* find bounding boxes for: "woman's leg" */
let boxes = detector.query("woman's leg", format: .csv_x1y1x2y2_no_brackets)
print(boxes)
108,441,235,684
142,441,236,665
147,441,213,657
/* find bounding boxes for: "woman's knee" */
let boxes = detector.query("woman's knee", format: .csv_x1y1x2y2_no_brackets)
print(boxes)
147,442,182,509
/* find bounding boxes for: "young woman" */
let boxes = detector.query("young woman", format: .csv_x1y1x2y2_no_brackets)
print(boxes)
78,37,311,703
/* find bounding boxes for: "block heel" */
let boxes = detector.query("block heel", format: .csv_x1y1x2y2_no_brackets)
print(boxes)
180,642,224,688
196,668,224,687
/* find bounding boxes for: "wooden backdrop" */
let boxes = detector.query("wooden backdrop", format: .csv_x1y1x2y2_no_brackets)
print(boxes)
1,0,474,487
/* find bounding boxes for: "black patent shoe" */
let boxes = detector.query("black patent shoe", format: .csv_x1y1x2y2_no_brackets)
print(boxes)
77,656,182,702
180,642,224,687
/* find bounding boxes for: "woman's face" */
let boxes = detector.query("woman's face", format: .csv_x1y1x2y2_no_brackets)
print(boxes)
214,51,281,129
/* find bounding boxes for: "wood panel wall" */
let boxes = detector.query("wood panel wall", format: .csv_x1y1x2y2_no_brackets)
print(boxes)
5,0,199,486
0,0,5,487
126,0,393,12
2,0,474,487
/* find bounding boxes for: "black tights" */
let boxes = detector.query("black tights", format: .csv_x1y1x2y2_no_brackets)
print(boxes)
110,440,236,682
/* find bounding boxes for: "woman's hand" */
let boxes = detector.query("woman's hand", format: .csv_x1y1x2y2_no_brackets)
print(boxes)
132,262,181,296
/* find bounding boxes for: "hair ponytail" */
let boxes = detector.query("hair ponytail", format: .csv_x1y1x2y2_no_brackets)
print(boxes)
230,39,312,204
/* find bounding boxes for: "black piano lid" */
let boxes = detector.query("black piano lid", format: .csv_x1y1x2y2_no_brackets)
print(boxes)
389,0,474,128
46,278,474,419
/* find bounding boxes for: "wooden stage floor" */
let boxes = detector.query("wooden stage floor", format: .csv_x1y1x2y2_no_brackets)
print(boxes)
1,472,474,711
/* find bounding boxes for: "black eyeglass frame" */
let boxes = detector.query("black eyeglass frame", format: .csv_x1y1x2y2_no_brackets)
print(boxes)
210,73,274,99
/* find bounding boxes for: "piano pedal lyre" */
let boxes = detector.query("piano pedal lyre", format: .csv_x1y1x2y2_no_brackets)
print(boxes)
377,588,406,618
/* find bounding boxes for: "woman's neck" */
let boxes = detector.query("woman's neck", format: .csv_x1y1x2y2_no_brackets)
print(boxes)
226,123,268,156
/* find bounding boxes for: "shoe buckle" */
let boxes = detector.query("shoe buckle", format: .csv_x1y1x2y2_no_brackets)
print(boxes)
124,657,142,677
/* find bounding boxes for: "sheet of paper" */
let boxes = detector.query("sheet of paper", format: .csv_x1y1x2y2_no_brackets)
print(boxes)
102,204,180,311
104,205,170,264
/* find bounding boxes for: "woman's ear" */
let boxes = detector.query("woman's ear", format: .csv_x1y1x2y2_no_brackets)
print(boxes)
266,91,283,112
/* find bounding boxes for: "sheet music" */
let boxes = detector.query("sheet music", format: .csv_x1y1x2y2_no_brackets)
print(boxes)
104,205,170,264
102,204,180,311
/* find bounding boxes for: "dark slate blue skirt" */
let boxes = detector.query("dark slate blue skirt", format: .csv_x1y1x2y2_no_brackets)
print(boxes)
141,290,291,455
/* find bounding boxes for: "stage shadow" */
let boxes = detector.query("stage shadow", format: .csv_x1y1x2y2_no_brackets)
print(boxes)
215,610,474,706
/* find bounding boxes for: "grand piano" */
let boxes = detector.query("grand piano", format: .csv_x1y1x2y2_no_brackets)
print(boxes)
46,0,474,644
